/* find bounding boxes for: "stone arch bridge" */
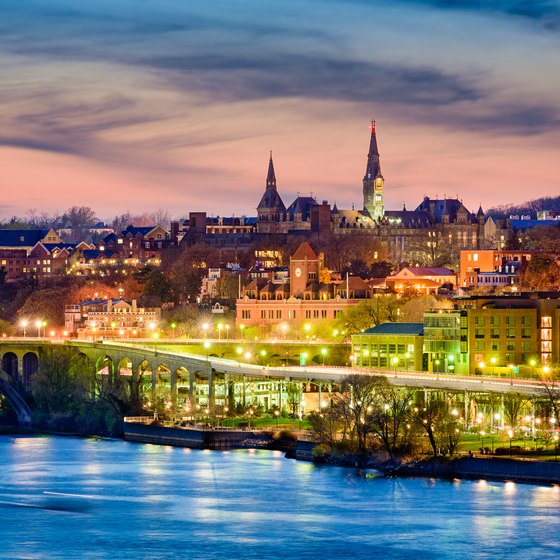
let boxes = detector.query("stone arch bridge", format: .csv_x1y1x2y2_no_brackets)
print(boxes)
0,339,550,425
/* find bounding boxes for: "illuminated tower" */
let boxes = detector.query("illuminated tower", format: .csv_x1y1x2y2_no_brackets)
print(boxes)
362,119,385,221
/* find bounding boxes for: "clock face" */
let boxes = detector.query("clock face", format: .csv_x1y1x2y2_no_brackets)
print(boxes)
294,267,302,278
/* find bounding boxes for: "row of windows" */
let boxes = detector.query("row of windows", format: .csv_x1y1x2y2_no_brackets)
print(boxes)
474,327,532,339
474,316,532,326
474,341,532,351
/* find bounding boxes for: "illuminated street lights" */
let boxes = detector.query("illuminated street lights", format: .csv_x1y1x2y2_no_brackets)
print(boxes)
35,320,42,337
320,348,327,366
280,323,288,340
171,322,176,339
204,340,211,361
404,352,410,371
529,358,537,378
217,323,223,340
225,324,230,341
447,354,455,374
490,356,497,376
202,322,209,339
392,357,399,376
239,324,245,340
20,320,28,337
507,429,514,457
274,409,280,427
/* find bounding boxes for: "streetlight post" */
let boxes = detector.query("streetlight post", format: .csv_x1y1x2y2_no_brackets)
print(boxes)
204,340,211,361
217,323,223,340
320,348,327,366
392,357,399,377
490,356,497,376
274,409,279,428
20,320,28,337
508,429,514,457
171,322,176,340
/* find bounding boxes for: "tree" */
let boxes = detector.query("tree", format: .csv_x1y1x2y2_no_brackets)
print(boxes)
338,295,401,335
18,287,71,327
409,394,461,456
32,348,91,414
61,206,98,227
517,254,560,291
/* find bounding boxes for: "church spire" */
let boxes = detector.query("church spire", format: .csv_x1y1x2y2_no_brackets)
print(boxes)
362,119,385,222
363,119,382,182
266,151,276,190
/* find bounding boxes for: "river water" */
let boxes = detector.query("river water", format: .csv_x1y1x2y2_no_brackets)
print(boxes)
1,436,559,560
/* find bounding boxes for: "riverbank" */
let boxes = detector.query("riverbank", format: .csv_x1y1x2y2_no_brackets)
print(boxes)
290,440,560,485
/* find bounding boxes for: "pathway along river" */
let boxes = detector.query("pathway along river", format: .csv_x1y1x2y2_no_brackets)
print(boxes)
1,435,560,559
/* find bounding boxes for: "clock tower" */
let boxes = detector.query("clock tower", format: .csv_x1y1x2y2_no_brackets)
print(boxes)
290,242,320,297
363,119,385,222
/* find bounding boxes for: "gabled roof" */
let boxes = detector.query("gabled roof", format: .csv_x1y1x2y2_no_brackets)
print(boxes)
291,241,318,261
414,197,475,224
362,322,424,335
257,189,286,211
0,229,49,247
286,196,316,217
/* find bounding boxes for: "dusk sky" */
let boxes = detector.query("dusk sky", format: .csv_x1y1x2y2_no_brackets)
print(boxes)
1,0,559,222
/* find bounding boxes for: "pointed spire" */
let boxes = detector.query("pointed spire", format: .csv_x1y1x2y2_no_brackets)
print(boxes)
266,151,276,190
364,118,382,182
477,204,484,217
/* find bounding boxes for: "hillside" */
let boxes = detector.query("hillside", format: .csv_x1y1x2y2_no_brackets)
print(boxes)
488,196,560,219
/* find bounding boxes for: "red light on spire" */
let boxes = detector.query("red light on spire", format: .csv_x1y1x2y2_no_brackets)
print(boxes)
370,118,376,133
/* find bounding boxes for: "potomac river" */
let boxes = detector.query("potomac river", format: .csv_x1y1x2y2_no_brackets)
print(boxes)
1,435,559,560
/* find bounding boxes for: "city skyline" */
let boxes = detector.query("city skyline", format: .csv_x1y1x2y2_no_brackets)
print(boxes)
1,0,559,221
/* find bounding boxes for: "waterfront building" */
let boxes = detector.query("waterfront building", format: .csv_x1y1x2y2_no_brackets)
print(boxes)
423,293,560,375
351,322,424,371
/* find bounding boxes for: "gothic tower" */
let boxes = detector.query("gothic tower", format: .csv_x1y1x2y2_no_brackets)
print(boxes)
363,120,385,222
257,152,286,233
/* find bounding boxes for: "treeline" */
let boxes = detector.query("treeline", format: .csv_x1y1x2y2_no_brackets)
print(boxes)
488,195,560,218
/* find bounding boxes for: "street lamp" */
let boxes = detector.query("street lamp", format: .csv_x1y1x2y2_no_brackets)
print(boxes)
274,409,280,427
239,323,245,340
447,354,455,374
20,320,28,337
392,356,399,376
404,352,410,371
217,323,223,340
478,361,485,375
171,322,176,339
320,348,327,366
434,359,440,375
204,340,211,360
490,356,497,376
35,320,42,337
280,323,288,339
508,429,514,457
260,349,267,365
225,324,230,340
202,322,209,339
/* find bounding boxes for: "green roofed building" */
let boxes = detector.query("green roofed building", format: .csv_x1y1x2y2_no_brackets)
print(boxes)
351,322,425,371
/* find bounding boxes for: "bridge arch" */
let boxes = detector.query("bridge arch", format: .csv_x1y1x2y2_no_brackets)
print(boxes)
2,352,18,381
22,352,39,388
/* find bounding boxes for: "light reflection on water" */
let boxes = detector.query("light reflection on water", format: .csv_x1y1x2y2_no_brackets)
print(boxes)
1,435,560,560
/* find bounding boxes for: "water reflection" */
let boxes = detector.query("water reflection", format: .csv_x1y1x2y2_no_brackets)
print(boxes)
1,436,560,560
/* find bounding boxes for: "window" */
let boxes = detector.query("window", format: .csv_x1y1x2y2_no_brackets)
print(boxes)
506,316,516,326
521,328,531,339
490,329,500,339
475,316,485,326
475,341,485,351
522,316,532,326
475,328,484,339
506,341,515,351
506,328,516,339
490,316,501,326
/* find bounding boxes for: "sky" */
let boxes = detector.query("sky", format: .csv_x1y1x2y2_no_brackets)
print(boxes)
1,0,559,222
